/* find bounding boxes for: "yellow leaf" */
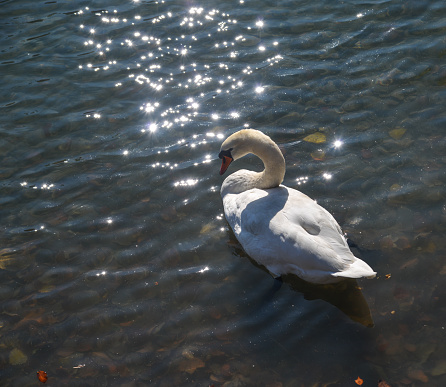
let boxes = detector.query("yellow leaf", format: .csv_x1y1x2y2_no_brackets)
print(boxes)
9,348,28,365
178,357,205,374
39,285,55,293
426,241,436,253
310,149,325,161
389,128,406,140
0,257,13,270
303,132,326,144
0,248,15,269
200,223,215,235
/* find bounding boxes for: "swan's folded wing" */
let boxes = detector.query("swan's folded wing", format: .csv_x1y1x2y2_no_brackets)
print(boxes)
223,189,282,269
222,186,374,282
224,188,349,273
282,188,355,261
223,188,270,237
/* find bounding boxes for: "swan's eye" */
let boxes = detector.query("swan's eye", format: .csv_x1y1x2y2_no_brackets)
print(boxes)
218,148,233,159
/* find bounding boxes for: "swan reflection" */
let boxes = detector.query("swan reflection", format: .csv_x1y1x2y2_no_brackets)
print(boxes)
282,274,374,327
235,243,374,327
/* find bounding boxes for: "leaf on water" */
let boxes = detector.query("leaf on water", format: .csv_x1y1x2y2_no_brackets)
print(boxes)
39,285,55,293
408,369,428,383
20,308,47,323
210,374,224,382
355,376,364,385
181,349,195,360
0,257,14,269
378,380,392,387
431,359,446,376
426,241,436,253
389,128,406,140
303,132,326,144
148,322,165,336
389,183,402,192
395,236,411,250
119,320,134,327
9,348,28,365
399,257,418,270
0,248,16,269
37,370,48,383
310,149,325,161
178,357,205,374
0,248,15,257
200,223,215,235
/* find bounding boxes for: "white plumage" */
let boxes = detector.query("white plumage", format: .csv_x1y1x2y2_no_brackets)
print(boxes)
219,129,376,284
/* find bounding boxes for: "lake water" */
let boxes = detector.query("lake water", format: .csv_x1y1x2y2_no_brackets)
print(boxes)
1,0,446,385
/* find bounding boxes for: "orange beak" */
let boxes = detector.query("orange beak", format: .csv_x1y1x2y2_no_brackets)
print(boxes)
220,156,233,175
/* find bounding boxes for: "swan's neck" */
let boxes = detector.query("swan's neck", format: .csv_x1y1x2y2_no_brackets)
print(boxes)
222,135,286,195
254,141,286,189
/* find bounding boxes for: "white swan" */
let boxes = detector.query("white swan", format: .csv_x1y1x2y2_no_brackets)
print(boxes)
218,129,376,284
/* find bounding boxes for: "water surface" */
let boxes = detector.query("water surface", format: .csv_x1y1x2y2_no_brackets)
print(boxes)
1,0,446,385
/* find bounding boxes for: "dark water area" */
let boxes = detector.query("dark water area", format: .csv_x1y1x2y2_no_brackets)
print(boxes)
1,0,446,385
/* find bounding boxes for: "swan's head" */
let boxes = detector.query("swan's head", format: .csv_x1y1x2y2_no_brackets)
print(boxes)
218,129,267,175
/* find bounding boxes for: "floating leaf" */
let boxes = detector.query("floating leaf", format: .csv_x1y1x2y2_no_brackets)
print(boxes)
310,149,325,161
200,223,215,235
404,343,416,352
355,376,364,385
378,380,392,387
389,127,406,140
119,320,134,327
39,285,55,293
395,236,411,249
303,132,326,144
0,248,15,269
408,369,428,383
37,371,48,383
431,359,446,376
178,357,205,374
426,241,436,253
9,348,27,365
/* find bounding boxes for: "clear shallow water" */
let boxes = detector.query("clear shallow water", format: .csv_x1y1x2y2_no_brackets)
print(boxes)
1,0,446,385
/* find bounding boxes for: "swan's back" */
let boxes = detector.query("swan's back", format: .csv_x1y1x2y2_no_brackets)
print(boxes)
222,185,375,284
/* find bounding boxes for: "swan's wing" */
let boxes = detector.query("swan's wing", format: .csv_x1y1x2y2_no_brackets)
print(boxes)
282,187,355,263
222,188,281,271
223,188,271,238
222,186,370,281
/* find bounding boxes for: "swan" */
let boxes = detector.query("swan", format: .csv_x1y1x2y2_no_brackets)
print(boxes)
218,129,376,284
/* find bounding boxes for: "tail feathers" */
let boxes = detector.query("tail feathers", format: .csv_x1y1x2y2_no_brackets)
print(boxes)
332,258,376,279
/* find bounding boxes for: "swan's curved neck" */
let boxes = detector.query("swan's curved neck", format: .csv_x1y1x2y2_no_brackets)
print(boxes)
253,140,286,189
221,132,286,195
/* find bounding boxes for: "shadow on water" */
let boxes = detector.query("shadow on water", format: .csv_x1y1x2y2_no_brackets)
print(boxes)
229,233,374,328
282,274,374,328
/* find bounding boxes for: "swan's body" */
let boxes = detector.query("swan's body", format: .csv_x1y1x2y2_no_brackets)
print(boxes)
219,129,376,284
